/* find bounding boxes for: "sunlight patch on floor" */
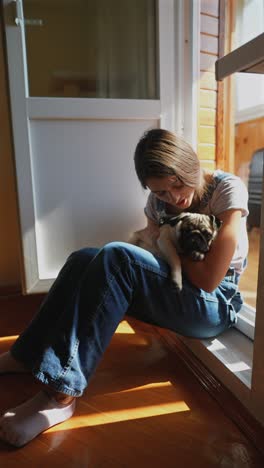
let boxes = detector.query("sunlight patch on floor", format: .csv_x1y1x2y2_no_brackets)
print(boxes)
111,381,173,394
46,400,190,433
115,321,136,334
0,335,18,343
47,381,190,433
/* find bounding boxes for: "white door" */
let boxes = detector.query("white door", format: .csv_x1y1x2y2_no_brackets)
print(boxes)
3,0,196,293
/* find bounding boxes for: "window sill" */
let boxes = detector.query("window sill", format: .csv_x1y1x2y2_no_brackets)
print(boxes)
235,303,256,341
200,327,253,388
158,325,253,391
178,304,255,390
156,324,263,453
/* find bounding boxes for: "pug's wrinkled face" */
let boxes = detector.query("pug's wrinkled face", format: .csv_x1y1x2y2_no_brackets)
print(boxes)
160,212,222,259
179,213,221,254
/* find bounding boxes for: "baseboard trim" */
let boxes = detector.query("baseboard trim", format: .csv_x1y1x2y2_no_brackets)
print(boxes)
156,327,264,457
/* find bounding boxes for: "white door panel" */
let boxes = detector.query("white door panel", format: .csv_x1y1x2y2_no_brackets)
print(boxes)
3,0,198,292
31,119,157,282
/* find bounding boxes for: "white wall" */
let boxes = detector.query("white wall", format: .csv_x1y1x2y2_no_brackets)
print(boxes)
30,118,156,279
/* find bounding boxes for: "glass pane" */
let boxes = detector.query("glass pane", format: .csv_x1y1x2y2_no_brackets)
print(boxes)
234,0,264,49
23,0,158,99
232,0,264,312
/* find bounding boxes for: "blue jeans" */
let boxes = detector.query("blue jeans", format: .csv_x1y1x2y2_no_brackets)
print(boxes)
11,242,243,397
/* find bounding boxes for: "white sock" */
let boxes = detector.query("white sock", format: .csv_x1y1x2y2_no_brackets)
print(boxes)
0,351,29,374
0,391,76,447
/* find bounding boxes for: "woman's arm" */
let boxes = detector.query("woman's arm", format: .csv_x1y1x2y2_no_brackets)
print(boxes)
180,209,243,292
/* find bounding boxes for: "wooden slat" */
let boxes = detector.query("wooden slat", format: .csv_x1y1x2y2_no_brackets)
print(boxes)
198,125,216,144
200,71,217,90
201,0,219,17
199,89,217,108
200,52,217,72
216,0,225,170
201,14,218,36
201,34,218,55
222,0,236,173
198,143,216,160
199,0,220,175
216,32,264,81
199,108,216,126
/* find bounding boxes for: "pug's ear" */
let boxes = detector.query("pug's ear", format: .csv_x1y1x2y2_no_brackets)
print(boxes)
210,214,222,229
167,213,189,227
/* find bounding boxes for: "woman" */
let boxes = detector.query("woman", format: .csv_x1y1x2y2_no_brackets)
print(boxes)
0,129,248,447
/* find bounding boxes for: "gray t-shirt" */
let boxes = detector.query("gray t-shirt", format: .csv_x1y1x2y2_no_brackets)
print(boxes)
144,170,249,274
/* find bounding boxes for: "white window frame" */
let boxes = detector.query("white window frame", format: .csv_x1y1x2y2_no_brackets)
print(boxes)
174,0,200,148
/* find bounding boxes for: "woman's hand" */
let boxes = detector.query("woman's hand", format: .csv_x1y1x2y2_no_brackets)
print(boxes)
180,209,243,292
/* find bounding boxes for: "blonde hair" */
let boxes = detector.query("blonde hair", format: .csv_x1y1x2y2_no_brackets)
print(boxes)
134,129,207,201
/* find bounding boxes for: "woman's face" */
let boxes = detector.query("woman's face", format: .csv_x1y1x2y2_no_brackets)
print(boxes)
146,175,195,210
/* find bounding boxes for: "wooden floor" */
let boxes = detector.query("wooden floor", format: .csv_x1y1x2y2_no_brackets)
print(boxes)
0,295,263,467
239,227,260,309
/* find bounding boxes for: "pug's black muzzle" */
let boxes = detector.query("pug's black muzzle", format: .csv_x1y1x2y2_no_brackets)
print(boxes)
179,230,209,253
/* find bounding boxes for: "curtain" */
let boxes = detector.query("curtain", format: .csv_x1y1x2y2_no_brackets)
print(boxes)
96,0,157,99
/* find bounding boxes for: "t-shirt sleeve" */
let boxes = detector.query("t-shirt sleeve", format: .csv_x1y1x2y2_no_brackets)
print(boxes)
210,175,249,217
144,192,160,223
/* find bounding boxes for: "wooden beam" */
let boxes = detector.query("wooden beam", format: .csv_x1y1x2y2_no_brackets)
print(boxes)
215,32,264,81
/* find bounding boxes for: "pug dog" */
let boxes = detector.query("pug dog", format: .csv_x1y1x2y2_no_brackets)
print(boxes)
129,212,222,290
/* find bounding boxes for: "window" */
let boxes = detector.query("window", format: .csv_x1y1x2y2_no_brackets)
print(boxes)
231,0,264,340
207,1,264,431
23,0,158,99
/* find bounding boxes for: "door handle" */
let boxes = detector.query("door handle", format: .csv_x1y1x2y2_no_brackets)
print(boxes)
11,0,43,26
23,19,43,26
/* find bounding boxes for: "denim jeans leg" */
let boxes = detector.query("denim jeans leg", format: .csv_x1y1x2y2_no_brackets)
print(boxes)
11,248,100,370
11,242,238,397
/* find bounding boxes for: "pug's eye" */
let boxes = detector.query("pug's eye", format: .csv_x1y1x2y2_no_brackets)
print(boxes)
203,230,212,240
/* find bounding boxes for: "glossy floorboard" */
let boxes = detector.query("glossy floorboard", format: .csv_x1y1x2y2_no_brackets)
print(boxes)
0,294,263,467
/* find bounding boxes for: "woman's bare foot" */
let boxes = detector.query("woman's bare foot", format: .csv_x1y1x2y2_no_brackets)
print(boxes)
0,391,76,447
0,351,29,374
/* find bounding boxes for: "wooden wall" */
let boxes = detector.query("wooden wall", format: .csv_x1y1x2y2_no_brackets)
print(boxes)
235,117,264,183
198,0,219,170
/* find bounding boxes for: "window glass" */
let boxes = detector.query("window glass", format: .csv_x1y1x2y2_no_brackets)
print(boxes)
23,0,158,99
233,0,264,315
235,0,264,48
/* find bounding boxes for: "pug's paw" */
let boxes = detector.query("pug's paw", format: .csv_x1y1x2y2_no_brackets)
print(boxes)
191,251,205,261
171,270,182,291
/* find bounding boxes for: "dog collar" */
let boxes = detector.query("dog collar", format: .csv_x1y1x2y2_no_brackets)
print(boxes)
159,215,180,227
